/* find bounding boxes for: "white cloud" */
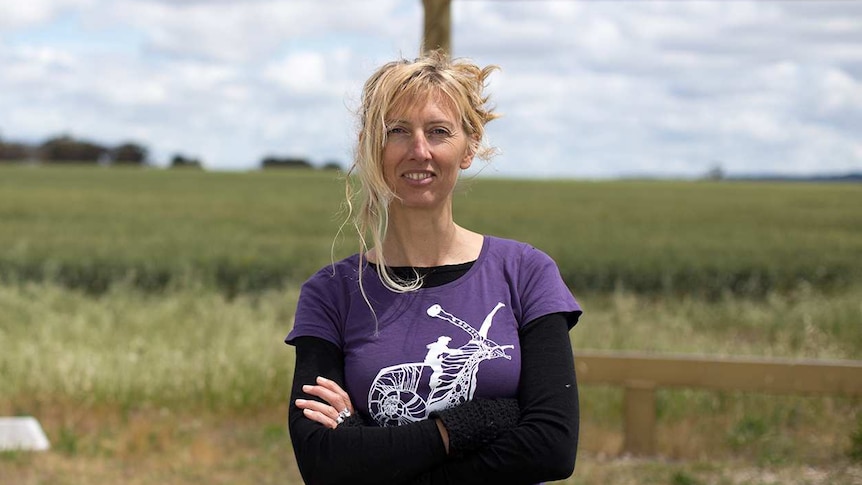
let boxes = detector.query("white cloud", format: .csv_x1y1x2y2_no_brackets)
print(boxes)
96,0,416,63
0,0,859,177
820,68,862,112
0,0,97,29
265,52,327,94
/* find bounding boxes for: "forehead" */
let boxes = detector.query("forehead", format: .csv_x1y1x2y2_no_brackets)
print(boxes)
387,88,460,123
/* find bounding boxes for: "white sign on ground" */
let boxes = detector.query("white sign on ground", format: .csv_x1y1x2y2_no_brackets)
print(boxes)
0,417,51,451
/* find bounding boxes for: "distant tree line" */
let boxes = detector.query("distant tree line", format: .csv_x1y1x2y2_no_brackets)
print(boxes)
0,133,344,171
170,154,202,169
0,134,147,165
260,156,342,171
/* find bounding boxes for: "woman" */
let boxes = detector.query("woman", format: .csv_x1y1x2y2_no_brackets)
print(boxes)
286,51,582,485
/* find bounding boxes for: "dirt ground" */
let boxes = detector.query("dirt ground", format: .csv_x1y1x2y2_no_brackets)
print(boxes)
1,407,859,485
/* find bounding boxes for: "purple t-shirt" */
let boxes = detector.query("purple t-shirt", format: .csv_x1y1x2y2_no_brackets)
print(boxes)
286,235,581,427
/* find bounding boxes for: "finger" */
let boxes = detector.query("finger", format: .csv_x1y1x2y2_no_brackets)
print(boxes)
302,408,337,429
302,384,343,409
303,384,348,413
295,398,340,421
315,377,354,413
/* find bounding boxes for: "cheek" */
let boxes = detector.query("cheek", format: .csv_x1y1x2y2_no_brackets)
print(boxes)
381,146,398,172
381,146,404,188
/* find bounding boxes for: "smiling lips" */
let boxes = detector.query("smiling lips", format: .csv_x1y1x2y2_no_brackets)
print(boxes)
403,172,434,182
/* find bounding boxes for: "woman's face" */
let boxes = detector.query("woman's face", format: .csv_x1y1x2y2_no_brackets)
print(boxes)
382,94,474,212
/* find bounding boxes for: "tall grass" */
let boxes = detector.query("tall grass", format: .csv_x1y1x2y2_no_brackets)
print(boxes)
0,282,298,411
575,285,862,358
4,282,859,409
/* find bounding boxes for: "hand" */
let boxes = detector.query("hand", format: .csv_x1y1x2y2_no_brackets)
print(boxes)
295,376,355,429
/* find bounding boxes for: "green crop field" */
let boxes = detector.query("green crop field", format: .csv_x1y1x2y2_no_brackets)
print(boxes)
1,165,860,484
1,165,860,296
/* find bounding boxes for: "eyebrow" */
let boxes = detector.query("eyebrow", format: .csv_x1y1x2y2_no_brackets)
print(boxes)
386,118,456,127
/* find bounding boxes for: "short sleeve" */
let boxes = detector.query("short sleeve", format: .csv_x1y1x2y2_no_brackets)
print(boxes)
517,245,582,330
285,268,346,348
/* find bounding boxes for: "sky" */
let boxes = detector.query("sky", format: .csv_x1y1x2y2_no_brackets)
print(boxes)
1,1,860,179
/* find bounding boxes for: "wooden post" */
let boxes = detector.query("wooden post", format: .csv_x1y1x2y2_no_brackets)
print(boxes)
623,380,656,456
422,0,451,55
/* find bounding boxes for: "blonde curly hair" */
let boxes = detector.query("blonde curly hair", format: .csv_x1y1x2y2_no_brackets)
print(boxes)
343,50,500,294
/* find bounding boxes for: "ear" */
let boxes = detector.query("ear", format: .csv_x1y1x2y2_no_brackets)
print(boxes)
460,137,478,170
460,152,474,170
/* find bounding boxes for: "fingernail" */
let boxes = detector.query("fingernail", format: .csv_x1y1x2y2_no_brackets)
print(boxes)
302,385,311,391
295,399,305,405
317,376,327,383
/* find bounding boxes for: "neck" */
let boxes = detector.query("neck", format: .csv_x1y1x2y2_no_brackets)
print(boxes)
380,203,475,267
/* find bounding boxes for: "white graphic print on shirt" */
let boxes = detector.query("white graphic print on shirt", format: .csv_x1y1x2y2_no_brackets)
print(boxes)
367,302,514,427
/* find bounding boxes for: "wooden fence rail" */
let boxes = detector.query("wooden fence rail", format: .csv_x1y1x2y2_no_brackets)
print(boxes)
574,351,862,455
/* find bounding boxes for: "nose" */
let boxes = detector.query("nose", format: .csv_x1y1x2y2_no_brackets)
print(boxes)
410,132,432,161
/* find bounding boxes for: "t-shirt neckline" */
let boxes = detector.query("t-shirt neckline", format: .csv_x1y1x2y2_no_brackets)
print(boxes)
363,235,490,294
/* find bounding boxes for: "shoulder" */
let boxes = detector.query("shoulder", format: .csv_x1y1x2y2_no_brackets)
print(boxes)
485,236,555,266
483,236,565,290
481,236,579,327
291,254,363,345
300,254,362,294
485,235,530,256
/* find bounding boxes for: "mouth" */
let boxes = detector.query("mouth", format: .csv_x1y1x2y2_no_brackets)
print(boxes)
402,171,434,181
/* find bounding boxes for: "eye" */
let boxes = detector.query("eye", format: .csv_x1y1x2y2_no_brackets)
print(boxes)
429,127,451,137
386,126,407,136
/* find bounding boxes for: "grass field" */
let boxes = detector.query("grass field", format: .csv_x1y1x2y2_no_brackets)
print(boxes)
1,165,860,295
1,165,861,484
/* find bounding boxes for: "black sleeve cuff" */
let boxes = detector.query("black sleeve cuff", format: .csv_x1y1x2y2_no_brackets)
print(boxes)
429,398,520,457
